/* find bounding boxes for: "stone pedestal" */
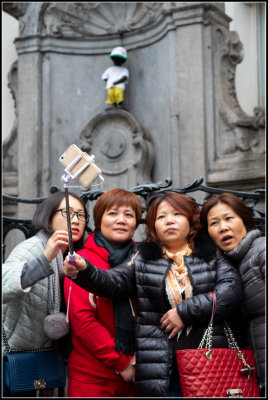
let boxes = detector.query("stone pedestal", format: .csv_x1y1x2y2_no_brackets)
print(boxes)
3,2,265,221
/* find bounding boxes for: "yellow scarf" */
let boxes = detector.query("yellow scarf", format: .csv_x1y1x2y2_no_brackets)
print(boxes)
164,244,193,308
164,244,193,338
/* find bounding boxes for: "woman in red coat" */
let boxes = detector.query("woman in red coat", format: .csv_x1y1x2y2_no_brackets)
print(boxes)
64,189,142,397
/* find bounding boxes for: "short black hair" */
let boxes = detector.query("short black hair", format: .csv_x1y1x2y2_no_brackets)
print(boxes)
32,191,89,251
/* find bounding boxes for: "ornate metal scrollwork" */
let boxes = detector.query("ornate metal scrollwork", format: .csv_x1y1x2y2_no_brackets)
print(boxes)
2,177,265,261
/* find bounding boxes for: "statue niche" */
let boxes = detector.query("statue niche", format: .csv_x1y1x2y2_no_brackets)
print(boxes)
79,109,154,191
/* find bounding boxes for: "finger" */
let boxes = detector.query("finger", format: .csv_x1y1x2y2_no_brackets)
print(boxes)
76,258,87,271
165,323,174,334
161,317,170,329
161,321,168,329
132,354,136,365
54,233,69,242
64,268,77,277
53,239,69,248
54,229,69,235
68,265,78,273
169,328,179,339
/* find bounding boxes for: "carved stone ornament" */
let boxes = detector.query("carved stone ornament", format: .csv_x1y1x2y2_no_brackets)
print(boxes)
3,60,19,204
213,24,265,156
3,60,18,173
41,3,164,37
79,109,153,190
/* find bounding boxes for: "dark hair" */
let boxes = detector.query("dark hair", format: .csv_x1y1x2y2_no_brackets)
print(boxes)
32,191,88,251
93,188,142,230
145,192,201,250
200,193,256,232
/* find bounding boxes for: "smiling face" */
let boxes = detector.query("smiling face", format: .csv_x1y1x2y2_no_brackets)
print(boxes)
154,200,190,253
100,204,137,248
51,195,86,242
207,202,247,252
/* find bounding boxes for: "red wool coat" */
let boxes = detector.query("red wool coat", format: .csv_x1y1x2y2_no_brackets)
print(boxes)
64,233,134,383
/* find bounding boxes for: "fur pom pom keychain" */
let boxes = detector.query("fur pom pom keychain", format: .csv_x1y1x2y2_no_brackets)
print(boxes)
44,312,70,340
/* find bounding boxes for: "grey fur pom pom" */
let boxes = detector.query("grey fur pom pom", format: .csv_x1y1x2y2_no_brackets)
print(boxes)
44,312,70,340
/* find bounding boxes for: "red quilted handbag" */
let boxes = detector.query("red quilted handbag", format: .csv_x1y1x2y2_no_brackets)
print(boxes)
176,292,260,398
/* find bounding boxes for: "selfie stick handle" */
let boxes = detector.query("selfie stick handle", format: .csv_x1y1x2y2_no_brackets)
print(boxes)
68,252,76,265
64,187,77,280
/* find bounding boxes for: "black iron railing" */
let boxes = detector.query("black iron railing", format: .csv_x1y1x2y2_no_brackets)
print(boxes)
2,177,265,261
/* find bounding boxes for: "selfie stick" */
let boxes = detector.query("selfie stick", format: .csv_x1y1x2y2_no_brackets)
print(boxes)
64,187,76,266
60,146,104,322
61,153,98,266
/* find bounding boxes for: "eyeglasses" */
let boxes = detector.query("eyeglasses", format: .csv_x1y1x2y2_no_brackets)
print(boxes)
56,208,88,222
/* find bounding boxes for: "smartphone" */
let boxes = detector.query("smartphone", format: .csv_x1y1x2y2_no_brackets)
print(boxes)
59,144,103,188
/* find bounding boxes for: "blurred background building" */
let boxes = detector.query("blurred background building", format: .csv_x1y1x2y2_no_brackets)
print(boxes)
2,2,265,236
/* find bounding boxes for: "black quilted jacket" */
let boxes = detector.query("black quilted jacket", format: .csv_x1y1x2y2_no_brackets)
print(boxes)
225,229,265,390
73,233,244,397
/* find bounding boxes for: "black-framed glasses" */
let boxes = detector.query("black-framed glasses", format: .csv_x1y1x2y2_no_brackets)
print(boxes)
56,208,89,222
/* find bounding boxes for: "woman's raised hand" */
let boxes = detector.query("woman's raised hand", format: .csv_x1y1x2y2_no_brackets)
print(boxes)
44,230,69,262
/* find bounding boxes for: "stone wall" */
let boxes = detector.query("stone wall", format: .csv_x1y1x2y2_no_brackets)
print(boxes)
3,2,265,221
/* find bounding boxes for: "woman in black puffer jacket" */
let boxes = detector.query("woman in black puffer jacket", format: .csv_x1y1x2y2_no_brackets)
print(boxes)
63,192,244,397
201,192,265,397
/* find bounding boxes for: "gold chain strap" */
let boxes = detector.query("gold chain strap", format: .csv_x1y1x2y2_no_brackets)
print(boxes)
196,293,255,382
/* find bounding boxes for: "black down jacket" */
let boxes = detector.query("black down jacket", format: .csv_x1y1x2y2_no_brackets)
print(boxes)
72,233,244,397
225,229,265,391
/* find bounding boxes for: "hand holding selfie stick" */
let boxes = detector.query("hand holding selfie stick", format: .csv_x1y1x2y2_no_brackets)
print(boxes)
60,145,104,323
64,187,76,266
61,155,93,268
